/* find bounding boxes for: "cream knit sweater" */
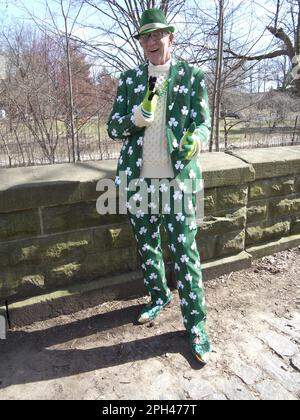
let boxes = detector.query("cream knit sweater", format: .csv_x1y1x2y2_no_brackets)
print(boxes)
134,59,174,179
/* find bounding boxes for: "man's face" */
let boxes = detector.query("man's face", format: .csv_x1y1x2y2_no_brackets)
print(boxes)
139,30,174,65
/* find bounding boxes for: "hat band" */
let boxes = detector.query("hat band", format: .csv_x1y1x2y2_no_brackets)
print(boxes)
139,22,169,33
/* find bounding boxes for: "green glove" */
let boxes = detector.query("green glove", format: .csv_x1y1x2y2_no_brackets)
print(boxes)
141,76,159,120
179,122,198,160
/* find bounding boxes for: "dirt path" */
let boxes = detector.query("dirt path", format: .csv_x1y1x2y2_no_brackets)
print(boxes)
0,248,299,400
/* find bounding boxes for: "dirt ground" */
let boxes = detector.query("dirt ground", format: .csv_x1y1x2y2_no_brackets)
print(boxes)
0,247,299,400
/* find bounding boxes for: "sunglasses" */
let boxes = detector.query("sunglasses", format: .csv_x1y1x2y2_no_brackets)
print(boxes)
139,30,169,43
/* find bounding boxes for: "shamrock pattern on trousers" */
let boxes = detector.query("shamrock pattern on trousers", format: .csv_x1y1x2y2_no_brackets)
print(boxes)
128,178,209,340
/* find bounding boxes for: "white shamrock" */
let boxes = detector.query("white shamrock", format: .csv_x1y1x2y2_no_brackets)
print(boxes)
168,223,174,232
189,292,197,301
164,204,171,214
142,244,150,252
191,109,197,119
189,169,196,179
174,263,180,271
156,298,164,306
177,281,184,290
191,326,200,335
136,210,145,219
185,273,193,282
179,85,188,94
175,161,184,170
147,185,156,194
125,167,132,176
191,310,200,315
160,184,168,192
173,191,183,201
180,298,188,306
136,68,143,77
112,113,120,120
134,84,145,93
176,213,185,222
181,254,189,263
150,216,158,223
168,117,179,128
181,106,189,116
178,234,186,243
126,77,133,85
136,158,143,167
139,227,147,235
172,139,179,149
117,96,124,103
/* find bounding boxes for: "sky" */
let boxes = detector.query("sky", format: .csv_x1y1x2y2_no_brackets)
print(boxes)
0,0,287,86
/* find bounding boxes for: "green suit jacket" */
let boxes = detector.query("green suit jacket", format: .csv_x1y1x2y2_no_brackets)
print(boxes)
107,58,211,195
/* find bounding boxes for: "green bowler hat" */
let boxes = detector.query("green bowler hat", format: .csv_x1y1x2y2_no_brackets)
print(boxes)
134,8,176,39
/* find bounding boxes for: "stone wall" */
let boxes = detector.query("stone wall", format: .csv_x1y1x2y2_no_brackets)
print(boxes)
1,147,300,319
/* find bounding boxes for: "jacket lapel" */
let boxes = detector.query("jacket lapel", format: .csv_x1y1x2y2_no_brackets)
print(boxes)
166,59,184,121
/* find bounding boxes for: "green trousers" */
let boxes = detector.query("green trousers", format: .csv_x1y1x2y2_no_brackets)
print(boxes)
128,177,210,347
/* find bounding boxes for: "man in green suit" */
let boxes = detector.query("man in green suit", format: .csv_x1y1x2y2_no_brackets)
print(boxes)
107,8,211,364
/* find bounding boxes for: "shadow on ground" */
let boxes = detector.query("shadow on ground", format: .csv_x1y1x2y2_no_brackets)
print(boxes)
0,303,203,389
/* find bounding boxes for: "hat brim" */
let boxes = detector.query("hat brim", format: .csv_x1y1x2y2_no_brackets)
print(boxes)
134,25,175,40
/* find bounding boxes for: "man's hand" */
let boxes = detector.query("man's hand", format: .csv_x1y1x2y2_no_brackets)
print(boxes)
141,76,159,120
178,122,198,160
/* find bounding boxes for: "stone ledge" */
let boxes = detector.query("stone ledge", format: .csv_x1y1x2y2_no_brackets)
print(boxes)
227,146,300,180
201,152,255,188
1,252,252,326
246,233,300,260
0,153,255,213
0,160,117,213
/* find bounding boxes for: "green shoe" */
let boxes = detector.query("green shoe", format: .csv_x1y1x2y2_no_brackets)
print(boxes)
190,332,211,365
138,295,173,324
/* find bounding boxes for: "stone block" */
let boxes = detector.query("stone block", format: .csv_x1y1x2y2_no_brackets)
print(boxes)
246,221,290,245
4,230,93,267
0,209,41,241
197,235,217,261
291,218,300,235
46,247,138,288
249,177,295,200
202,152,255,188
228,147,300,179
204,188,217,214
269,196,300,219
216,230,245,257
0,267,47,300
42,201,126,234
247,203,267,223
216,185,248,210
200,208,247,236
